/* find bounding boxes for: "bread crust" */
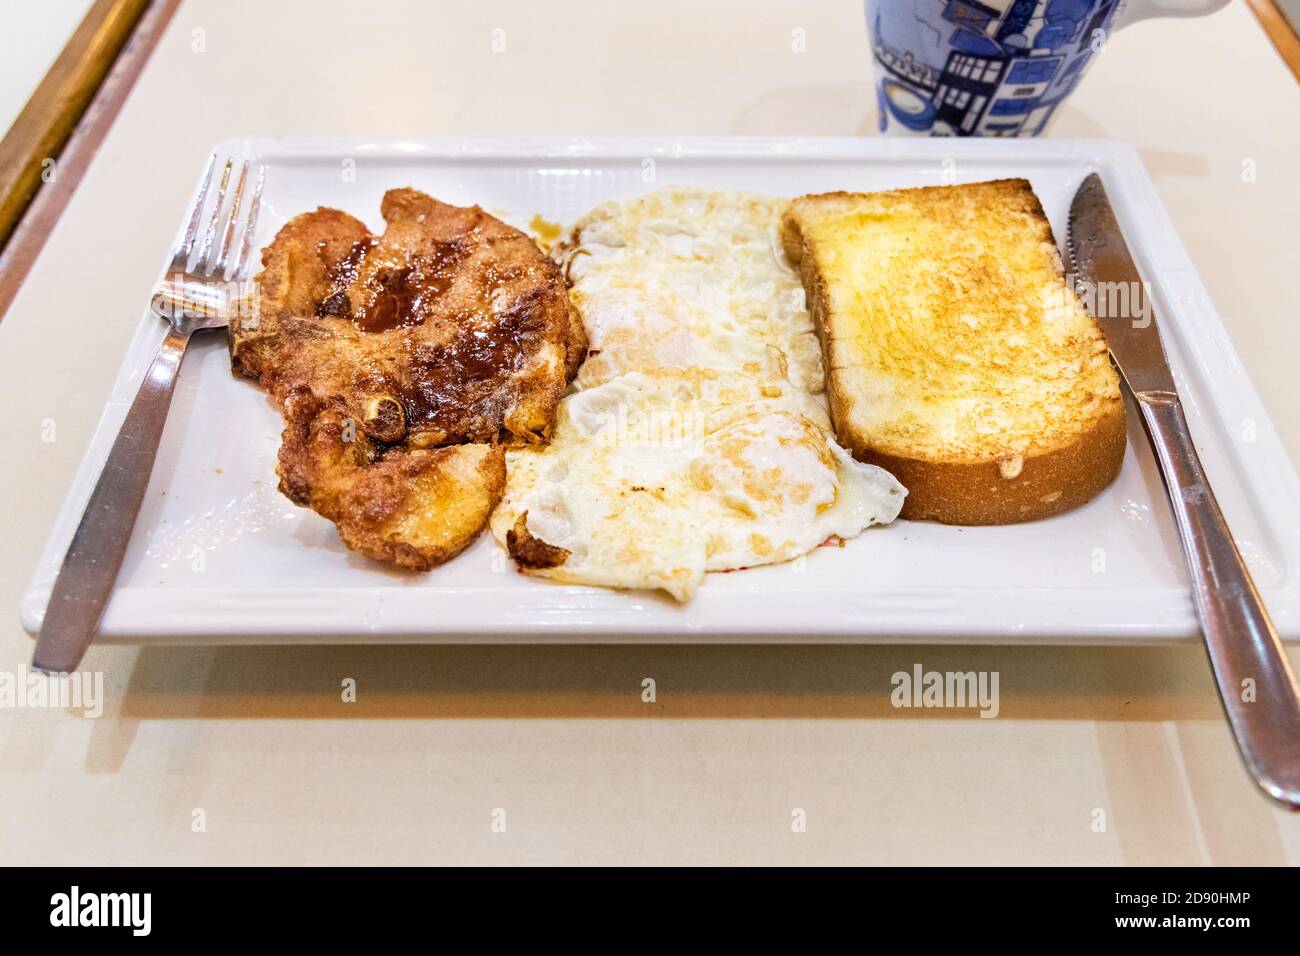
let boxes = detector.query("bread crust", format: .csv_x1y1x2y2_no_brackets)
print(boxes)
844,406,1126,524
784,180,1126,525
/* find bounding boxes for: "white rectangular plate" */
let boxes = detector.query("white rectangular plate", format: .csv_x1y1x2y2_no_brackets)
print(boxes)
22,137,1300,644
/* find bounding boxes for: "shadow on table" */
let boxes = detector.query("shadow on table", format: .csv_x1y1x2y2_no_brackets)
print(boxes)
112,642,1224,721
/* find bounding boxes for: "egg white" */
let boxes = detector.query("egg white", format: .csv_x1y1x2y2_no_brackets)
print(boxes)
564,187,823,393
491,370,904,601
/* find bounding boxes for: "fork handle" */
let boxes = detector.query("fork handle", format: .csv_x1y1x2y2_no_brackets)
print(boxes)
1136,389,1300,808
32,328,192,673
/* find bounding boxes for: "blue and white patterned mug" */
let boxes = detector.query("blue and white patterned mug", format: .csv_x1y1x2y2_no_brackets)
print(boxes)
866,0,1230,136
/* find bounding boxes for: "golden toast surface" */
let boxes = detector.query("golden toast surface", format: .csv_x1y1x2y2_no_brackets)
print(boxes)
782,179,1125,524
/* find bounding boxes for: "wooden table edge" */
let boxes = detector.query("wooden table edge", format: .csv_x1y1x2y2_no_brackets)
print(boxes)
1247,0,1300,83
0,0,179,324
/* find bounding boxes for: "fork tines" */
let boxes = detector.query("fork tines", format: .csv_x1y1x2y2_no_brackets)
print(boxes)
172,155,264,280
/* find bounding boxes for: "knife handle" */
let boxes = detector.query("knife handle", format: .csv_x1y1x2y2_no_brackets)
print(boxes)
31,327,191,674
1136,389,1300,808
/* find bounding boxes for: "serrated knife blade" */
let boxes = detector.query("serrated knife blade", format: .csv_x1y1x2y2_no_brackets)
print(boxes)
1068,172,1300,810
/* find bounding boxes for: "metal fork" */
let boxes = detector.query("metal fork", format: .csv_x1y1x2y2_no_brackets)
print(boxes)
32,155,264,673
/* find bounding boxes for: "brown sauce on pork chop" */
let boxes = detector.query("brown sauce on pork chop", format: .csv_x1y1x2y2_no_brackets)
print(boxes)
314,237,464,333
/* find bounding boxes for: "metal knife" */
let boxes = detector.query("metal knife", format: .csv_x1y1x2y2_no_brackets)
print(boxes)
1068,172,1300,809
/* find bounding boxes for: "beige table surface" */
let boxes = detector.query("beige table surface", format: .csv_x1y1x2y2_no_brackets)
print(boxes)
2,0,1299,866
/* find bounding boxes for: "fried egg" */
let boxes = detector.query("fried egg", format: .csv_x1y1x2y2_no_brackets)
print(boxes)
491,188,906,601
490,370,904,601
562,188,824,392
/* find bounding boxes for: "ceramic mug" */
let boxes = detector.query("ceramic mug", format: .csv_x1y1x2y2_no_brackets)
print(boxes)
866,0,1231,136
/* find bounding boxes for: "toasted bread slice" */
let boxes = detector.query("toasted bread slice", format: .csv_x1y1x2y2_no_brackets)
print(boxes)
782,179,1125,524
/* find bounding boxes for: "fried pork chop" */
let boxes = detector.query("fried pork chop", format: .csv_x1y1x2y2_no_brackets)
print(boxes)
230,188,586,569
